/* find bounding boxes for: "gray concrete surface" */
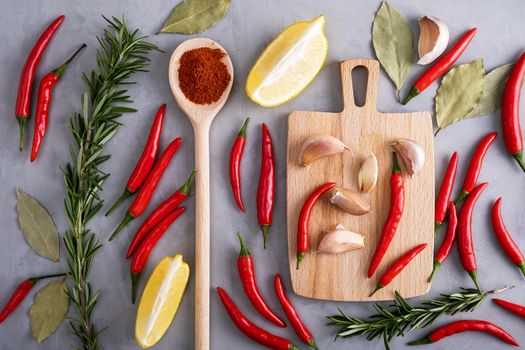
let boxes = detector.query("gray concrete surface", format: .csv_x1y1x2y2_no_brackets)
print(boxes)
1,0,524,349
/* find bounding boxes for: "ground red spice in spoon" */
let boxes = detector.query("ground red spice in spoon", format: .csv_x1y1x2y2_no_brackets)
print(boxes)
178,47,231,105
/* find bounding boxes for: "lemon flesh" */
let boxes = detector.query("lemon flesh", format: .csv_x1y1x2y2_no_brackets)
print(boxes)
246,15,328,107
135,255,190,348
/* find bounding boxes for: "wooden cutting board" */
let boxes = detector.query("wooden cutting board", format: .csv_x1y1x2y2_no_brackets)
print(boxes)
287,59,434,301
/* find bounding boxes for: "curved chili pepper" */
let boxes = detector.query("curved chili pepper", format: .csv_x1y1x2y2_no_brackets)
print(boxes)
493,298,525,318
130,206,185,303
403,28,477,105
110,137,182,241
408,320,519,346
126,170,195,258
434,152,458,233
491,198,525,276
16,15,65,151
236,233,285,327
274,273,318,350
370,243,427,297
368,152,404,278
429,202,457,282
502,52,525,172
216,287,299,350
0,273,66,324
457,182,488,291
257,123,275,249
296,182,337,269
456,132,496,203
106,104,166,216
30,44,86,162
230,118,249,212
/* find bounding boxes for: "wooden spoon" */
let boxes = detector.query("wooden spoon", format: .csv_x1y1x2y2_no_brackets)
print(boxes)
169,38,233,350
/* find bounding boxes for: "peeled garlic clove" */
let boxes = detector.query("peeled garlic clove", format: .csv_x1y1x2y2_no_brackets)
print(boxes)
391,138,425,177
299,135,348,166
318,225,365,254
417,16,449,65
330,188,371,215
358,153,378,193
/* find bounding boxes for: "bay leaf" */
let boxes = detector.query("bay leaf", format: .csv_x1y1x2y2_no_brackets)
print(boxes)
159,0,232,34
436,58,485,130
29,280,69,343
16,187,59,261
372,1,414,97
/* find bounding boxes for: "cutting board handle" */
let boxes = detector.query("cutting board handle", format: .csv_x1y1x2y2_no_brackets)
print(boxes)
340,59,380,112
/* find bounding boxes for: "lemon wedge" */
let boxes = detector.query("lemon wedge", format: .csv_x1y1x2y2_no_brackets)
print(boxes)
246,15,328,107
135,255,190,348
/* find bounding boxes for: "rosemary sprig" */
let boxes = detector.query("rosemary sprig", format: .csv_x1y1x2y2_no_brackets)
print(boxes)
327,287,512,350
62,16,159,349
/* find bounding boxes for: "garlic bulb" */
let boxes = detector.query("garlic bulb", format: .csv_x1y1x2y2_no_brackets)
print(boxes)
318,224,365,254
299,135,348,166
358,153,378,193
391,138,425,177
330,188,371,215
417,16,449,65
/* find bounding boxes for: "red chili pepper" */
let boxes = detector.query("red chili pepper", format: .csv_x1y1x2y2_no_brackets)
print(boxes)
130,207,185,303
370,243,427,297
502,52,525,172
15,15,65,151
236,233,285,327
274,274,318,350
0,273,66,324
368,152,404,278
491,198,525,276
429,202,457,282
257,123,275,249
296,182,337,269
30,44,86,162
216,287,299,350
403,28,477,105
434,152,458,233
126,170,195,258
456,132,496,203
230,118,249,212
110,137,182,241
457,182,488,291
493,298,525,318
106,104,167,216
408,320,519,346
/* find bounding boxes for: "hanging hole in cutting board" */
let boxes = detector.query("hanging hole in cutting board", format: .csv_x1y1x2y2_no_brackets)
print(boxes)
351,65,369,107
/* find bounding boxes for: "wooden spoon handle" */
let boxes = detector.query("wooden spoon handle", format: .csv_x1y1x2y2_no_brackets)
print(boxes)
194,121,211,350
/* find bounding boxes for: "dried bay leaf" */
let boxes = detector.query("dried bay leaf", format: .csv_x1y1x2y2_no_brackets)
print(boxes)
436,59,485,131
30,280,69,343
16,187,59,261
372,1,414,98
159,0,232,34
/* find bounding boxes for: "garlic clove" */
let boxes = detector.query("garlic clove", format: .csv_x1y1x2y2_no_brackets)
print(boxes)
417,16,449,65
299,135,348,166
330,188,371,215
358,153,378,193
391,138,425,177
318,224,365,254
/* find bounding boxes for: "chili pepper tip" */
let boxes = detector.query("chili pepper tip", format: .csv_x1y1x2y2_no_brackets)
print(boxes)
391,152,401,174
131,272,140,304
238,117,250,138
402,87,419,105
53,43,87,77
180,169,197,195
369,284,383,297
236,232,250,257
109,212,135,241
28,272,67,284
407,337,431,346
468,270,482,292
105,188,133,216
17,117,26,152
428,261,441,283
519,262,525,277
455,190,469,205
434,222,442,234
260,224,270,249
290,345,300,350
307,339,319,350
512,152,525,172
296,253,305,270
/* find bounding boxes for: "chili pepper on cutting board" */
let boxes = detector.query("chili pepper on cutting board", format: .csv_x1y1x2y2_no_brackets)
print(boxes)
257,123,275,249
229,118,249,212
434,152,458,233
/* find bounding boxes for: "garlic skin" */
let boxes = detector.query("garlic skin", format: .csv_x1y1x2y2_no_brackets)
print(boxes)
318,224,365,254
299,135,348,166
358,153,378,193
391,138,425,177
417,16,449,65
330,188,371,215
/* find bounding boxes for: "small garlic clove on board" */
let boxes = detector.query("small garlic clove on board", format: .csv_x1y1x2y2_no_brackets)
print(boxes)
391,138,426,177
330,188,371,215
318,224,365,254
417,16,449,65
358,153,378,193
299,135,348,166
